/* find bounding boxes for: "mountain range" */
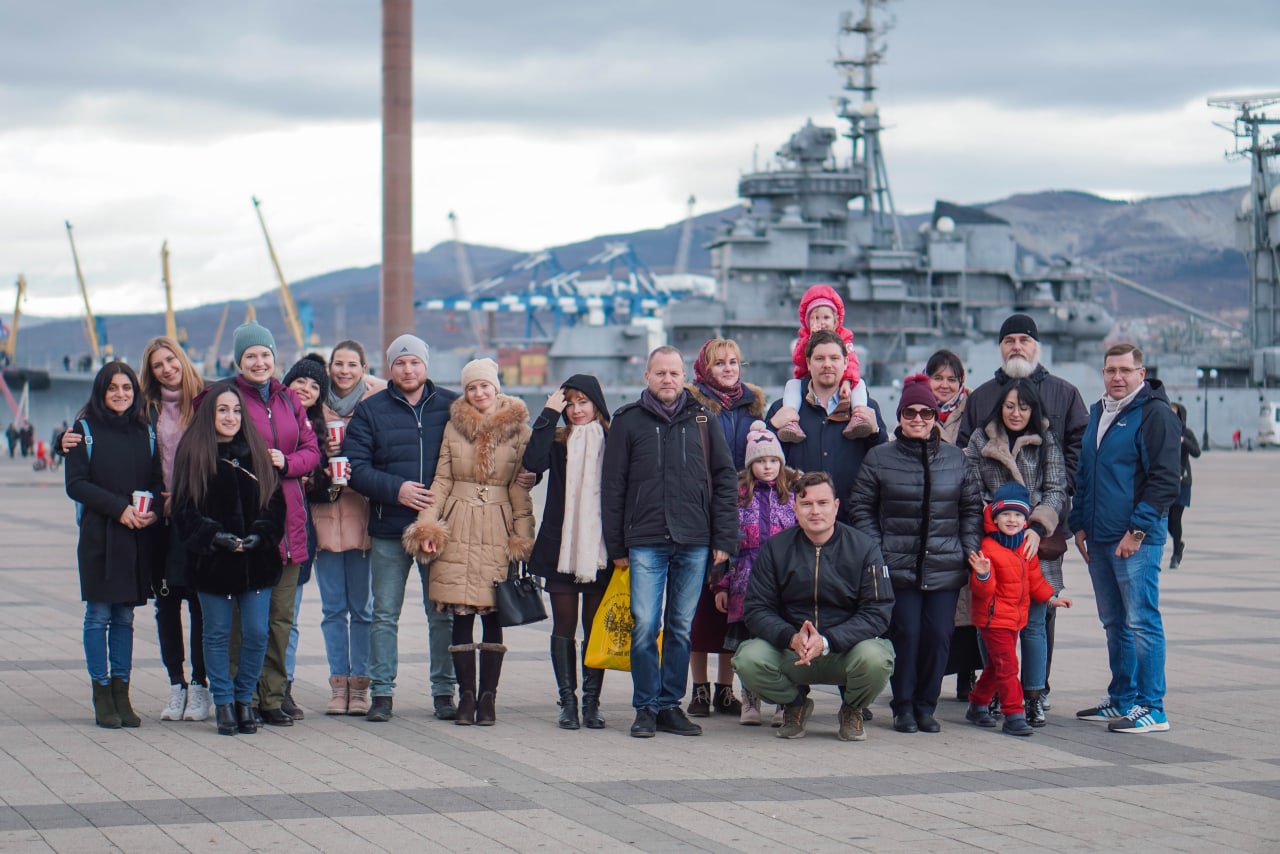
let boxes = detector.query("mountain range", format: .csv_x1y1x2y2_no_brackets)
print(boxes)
8,186,1249,368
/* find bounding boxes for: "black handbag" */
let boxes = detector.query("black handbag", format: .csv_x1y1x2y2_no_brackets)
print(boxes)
493,561,548,627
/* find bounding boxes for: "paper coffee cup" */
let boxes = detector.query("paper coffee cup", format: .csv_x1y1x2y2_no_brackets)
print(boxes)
328,456,350,486
132,490,154,515
326,420,346,447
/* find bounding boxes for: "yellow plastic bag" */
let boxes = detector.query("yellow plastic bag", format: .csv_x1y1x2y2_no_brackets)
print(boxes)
585,566,661,671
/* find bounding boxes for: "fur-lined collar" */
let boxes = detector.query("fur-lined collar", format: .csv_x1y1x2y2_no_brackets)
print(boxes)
448,394,530,444
980,420,1049,486
685,382,766,418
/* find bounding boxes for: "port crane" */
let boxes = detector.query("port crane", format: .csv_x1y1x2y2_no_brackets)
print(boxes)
160,241,187,345
447,211,489,348
251,196,313,354
65,221,111,363
0,275,26,366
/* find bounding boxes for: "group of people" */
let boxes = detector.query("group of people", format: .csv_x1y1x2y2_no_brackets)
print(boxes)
63,291,1185,743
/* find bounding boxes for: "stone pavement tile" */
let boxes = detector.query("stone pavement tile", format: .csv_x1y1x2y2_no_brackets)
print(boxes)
182,795,269,825
28,827,124,852
244,793,326,821
833,795,973,834
1217,779,1280,801
290,790,379,818
221,817,322,851
278,816,410,853
344,787,427,816
128,798,206,826
100,822,187,853
635,803,781,853
71,800,149,829
388,812,520,852
933,826,1048,850
152,821,253,851
498,806,636,851
476,808,632,852
14,803,89,830
0,806,31,832
679,800,828,848
0,830,52,852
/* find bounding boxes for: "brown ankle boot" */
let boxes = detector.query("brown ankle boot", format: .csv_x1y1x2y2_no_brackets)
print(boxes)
449,644,478,725
475,643,506,726
347,676,371,716
326,676,349,715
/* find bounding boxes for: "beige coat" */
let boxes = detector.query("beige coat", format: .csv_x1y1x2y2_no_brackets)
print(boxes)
311,376,387,554
403,395,534,608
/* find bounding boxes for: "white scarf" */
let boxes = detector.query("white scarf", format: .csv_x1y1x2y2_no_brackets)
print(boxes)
557,421,607,582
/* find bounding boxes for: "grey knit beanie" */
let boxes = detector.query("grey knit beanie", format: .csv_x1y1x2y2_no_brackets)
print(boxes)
233,321,276,367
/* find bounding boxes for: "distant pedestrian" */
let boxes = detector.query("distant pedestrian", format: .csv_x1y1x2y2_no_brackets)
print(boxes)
1232,428,1241,450
6,422,18,457
1167,402,1201,569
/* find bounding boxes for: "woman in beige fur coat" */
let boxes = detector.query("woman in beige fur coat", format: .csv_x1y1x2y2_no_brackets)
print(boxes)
404,358,533,725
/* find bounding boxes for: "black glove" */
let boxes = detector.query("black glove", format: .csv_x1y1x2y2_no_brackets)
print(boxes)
239,534,262,551
211,532,242,551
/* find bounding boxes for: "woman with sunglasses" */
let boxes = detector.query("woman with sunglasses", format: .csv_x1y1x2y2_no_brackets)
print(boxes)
849,374,983,734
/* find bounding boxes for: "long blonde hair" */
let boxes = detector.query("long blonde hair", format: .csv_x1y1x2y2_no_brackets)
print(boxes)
140,336,204,427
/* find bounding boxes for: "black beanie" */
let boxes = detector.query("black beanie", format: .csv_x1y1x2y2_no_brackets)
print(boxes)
283,353,330,406
999,313,1039,342
560,373,610,425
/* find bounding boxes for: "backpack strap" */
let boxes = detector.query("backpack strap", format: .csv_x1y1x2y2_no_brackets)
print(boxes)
79,418,93,462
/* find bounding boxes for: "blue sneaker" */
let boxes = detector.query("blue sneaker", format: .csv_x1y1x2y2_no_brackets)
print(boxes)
1108,705,1170,733
1076,697,1125,721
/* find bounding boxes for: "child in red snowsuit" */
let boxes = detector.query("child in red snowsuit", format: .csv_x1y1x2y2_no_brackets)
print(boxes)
771,284,871,442
965,482,1071,737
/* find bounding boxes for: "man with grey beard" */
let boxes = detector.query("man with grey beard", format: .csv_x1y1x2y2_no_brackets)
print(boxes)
955,314,1088,715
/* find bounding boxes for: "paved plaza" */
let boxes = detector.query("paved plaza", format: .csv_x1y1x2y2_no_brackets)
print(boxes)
1,449,1278,852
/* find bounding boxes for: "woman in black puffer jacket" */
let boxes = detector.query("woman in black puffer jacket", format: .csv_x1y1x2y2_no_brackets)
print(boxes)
848,374,982,735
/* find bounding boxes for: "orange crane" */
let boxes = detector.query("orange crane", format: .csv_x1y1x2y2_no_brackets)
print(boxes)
251,196,308,353
160,241,187,345
65,221,111,362
1,275,26,365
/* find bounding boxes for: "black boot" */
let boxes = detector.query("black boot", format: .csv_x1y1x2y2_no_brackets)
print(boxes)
111,677,141,728
1025,690,1047,727
92,680,121,729
581,645,606,730
450,644,478,725
215,703,237,736
1170,541,1184,569
476,643,506,726
235,701,258,734
281,681,304,720
713,682,742,715
550,636,579,730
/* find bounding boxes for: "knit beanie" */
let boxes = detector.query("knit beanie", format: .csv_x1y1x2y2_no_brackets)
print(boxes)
385,334,429,370
233,321,276,367
998,313,1039,342
743,420,785,469
896,373,937,419
806,296,839,322
991,481,1032,519
560,373,610,425
283,353,330,404
460,357,501,391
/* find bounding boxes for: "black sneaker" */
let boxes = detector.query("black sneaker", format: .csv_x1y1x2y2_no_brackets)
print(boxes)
656,707,703,736
433,695,457,721
630,708,657,738
366,695,393,722
686,683,711,717
1002,713,1034,737
965,702,997,728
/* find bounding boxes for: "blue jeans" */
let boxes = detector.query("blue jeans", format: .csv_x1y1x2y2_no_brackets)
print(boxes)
368,536,455,698
285,581,304,681
201,589,272,706
628,544,708,711
1020,599,1048,691
83,602,135,684
1085,528,1167,713
314,548,373,677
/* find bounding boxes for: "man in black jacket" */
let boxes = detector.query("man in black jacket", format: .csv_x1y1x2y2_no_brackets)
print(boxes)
346,334,458,722
734,472,895,742
601,346,739,739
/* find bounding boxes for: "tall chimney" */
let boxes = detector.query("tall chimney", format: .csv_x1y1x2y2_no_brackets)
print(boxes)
380,0,414,361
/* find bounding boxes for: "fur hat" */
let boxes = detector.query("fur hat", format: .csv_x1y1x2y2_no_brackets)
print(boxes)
385,334,429,370
461,357,501,391
998,313,1039,342
560,373,609,425
897,373,938,419
991,481,1032,519
233,321,276,367
743,420,784,469
283,353,330,406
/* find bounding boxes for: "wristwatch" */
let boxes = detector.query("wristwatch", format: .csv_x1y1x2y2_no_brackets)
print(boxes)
1128,529,1146,542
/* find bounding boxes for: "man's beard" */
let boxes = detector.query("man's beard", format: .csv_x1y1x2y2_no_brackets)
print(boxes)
1003,356,1038,379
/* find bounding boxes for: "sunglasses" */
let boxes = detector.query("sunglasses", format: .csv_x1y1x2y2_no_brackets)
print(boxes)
901,407,937,422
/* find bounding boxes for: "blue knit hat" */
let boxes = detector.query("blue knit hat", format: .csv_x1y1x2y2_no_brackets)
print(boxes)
991,481,1031,519
233,321,276,367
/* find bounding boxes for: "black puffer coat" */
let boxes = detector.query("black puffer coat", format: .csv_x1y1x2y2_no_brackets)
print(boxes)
847,428,983,592
175,439,286,596
601,392,738,562
345,380,458,539
64,413,164,604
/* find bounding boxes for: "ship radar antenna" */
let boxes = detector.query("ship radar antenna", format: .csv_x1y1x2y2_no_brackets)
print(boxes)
833,0,901,249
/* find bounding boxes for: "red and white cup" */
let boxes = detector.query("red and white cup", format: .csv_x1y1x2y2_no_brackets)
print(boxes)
328,456,350,486
326,420,346,448
131,490,154,515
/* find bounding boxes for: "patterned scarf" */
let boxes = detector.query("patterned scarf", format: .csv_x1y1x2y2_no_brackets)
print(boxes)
693,342,744,411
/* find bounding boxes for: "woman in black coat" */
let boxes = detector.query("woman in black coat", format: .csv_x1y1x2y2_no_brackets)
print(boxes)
1167,402,1201,569
64,362,164,729
848,374,983,734
173,380,286,735
521,374,611,730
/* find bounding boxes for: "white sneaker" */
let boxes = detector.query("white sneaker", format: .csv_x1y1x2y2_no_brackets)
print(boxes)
161,685,187,721
184,684,212,721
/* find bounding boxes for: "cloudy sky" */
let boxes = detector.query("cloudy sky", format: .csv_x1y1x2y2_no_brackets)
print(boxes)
2,0,1275,318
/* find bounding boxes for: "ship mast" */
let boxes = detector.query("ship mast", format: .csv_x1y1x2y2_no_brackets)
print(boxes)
834,0,901,250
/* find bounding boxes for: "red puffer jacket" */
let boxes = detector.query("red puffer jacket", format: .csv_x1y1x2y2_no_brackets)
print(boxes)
969,505,1054,631
792,283,861,385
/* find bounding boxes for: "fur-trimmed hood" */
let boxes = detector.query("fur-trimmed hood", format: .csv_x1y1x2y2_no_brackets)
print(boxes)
447,394,530,481
974,418,1062,535
685,382,766,418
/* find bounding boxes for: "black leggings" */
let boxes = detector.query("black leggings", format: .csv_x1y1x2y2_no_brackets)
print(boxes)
1169,504,1186,547
451,611,503,646
550,589,605,644
156,586,206,686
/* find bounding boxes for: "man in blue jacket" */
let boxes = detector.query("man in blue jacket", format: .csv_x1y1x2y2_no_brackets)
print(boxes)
1070,343,1181,734
346,335,458,722
602,346,739,739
